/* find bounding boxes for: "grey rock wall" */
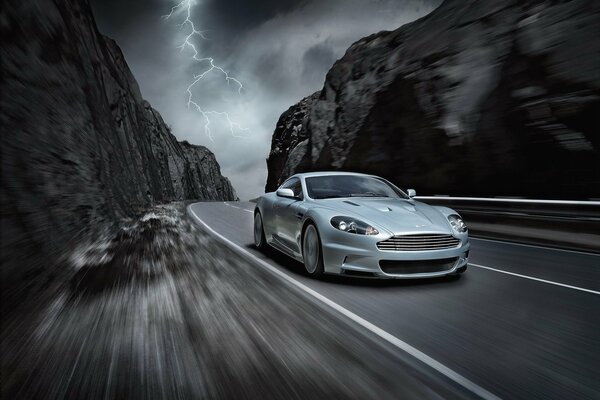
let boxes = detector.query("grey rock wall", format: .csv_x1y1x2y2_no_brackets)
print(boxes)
265,0,600,198
0,0,235,300
265,92,320,191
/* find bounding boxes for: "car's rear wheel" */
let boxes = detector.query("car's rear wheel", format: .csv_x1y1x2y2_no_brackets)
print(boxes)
302,223,324,277
254,212,267,250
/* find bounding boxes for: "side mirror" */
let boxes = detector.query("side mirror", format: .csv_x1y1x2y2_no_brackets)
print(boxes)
407,189,416,198
276,188,296,198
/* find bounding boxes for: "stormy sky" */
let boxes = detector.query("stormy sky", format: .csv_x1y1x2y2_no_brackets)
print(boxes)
91,0,440,200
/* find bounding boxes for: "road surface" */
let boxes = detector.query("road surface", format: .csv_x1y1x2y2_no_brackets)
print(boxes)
189,201,600,400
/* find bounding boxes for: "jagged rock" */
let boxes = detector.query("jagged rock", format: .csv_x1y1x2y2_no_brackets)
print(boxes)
265,0,600,198
265,91,320,190
0,0,235,300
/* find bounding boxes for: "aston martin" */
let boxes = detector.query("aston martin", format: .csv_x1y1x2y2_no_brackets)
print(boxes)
254,172,469,278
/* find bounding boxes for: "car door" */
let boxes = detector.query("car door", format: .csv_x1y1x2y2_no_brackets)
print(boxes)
273,178,304,254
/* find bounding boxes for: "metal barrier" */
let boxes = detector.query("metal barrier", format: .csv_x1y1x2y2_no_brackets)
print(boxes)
415,196,600,221
415,196,600,205
414,196,600,253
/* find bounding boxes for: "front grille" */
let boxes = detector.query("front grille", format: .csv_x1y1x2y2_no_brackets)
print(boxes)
379,257,458,274
377,234,460,251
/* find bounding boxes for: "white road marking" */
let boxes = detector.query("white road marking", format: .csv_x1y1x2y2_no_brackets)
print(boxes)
224,202,253,213
469,263,600,295
470,237,599,257
188,204,500,400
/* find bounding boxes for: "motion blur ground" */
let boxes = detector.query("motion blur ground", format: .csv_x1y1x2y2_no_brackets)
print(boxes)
1,204,469,400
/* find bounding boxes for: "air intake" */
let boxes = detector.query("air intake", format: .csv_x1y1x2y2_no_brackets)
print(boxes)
379,257,458,274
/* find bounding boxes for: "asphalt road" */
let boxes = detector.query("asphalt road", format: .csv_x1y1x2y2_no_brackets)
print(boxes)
189,201,600,400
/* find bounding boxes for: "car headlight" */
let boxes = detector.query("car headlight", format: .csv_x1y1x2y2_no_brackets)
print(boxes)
330,216,379,235
448,214,467,233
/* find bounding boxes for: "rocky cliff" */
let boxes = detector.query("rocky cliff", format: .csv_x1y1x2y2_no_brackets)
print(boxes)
265,0,600,198
0,0,235,299
265,91,320,191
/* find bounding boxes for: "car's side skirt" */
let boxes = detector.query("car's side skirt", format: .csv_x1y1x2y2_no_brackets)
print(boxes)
268,237,304,263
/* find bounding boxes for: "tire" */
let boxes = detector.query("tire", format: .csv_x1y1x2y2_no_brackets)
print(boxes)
254,211,267,250
302,223,324,277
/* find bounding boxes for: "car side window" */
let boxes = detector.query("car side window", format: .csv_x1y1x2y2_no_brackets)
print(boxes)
281,178,303,199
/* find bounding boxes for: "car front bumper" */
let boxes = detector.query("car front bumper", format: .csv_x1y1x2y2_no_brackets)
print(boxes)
321,229,470,279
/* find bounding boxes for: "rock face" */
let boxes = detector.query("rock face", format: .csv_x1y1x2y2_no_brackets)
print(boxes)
265,92,320,191
0,0,235,298
265,0,600,198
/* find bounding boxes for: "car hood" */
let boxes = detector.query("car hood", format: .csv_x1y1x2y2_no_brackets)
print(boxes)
317,198,452,234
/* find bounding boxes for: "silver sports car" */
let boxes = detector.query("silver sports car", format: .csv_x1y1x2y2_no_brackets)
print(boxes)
254,172,469,278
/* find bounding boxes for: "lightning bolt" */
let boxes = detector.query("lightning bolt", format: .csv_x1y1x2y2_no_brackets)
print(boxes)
162,0,248,141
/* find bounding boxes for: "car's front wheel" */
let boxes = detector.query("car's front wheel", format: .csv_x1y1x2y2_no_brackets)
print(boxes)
302,223,324,277
254,211,267,250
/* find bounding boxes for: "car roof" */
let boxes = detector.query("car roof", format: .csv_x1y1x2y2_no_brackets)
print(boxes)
289,171,375,179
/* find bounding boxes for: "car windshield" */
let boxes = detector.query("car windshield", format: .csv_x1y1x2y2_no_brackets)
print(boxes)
305,175,407,199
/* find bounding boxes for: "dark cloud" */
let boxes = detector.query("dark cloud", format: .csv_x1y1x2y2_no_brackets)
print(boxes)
301,41,336,86
201,0,304,35
91,0,440,199
249,50,290,93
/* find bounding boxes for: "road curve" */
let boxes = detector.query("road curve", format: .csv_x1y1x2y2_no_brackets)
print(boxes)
189,201,600,400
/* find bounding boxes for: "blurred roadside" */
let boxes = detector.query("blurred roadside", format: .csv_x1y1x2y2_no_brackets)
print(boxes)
1,203,463,400
419,197,600,253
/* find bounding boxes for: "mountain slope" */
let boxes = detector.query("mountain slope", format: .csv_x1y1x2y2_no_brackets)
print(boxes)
265,0,600,198
0,0,235,302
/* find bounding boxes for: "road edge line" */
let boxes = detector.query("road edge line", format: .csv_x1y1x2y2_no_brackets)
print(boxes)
469,263,600,295
188,203,500,400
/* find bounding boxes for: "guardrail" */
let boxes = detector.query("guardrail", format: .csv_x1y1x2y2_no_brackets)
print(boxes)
415,196,600,206
415,196,600,221
414,196,600,253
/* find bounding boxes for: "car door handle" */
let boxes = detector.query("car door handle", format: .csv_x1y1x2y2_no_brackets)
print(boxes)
295,212,304,220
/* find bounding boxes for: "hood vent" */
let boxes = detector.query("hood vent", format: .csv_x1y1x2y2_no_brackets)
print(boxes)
343,200,360,206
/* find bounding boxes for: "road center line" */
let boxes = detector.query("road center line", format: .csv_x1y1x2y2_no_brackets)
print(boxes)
469,263,600,295
224,202,253,213
188,204,500,400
